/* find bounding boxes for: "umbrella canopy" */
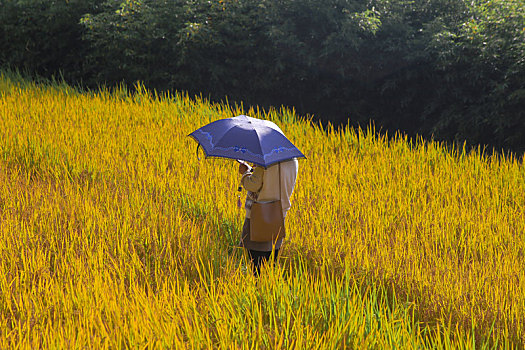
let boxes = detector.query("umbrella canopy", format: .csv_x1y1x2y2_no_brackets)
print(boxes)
188,115,305,168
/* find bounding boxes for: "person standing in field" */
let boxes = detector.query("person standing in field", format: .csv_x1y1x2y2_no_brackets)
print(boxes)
238,158,299,276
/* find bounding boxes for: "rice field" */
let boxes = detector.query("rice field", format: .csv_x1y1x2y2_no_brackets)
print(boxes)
0,71,524,348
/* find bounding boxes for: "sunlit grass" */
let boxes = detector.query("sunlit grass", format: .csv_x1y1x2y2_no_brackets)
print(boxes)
1,71,523,347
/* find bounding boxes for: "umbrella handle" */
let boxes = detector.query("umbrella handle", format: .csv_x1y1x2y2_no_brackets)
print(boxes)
196,144,202,161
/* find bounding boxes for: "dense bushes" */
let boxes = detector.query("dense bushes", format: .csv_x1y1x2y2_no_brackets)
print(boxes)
428,0,525,152
1,0,524,154
0,0,104,82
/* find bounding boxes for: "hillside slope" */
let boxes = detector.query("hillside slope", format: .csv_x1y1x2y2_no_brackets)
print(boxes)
1,73,523,347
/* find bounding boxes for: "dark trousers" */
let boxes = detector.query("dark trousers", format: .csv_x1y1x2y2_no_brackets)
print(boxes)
248,249,279,276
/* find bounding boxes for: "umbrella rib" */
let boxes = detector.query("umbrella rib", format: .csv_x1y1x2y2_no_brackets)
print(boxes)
251,127,266,163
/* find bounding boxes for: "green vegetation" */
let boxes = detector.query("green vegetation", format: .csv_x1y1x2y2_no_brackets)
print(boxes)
2,71,524,347
0,0,524,153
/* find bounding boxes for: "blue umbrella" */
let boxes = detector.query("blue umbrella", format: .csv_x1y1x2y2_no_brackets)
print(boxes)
188,115,305,168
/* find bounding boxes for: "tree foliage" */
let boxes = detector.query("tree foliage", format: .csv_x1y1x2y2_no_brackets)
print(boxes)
428,0,525,150
1,0,524,154
0,0,105,82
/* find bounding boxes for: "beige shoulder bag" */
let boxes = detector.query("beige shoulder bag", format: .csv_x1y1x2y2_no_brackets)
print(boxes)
250,163,285,242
